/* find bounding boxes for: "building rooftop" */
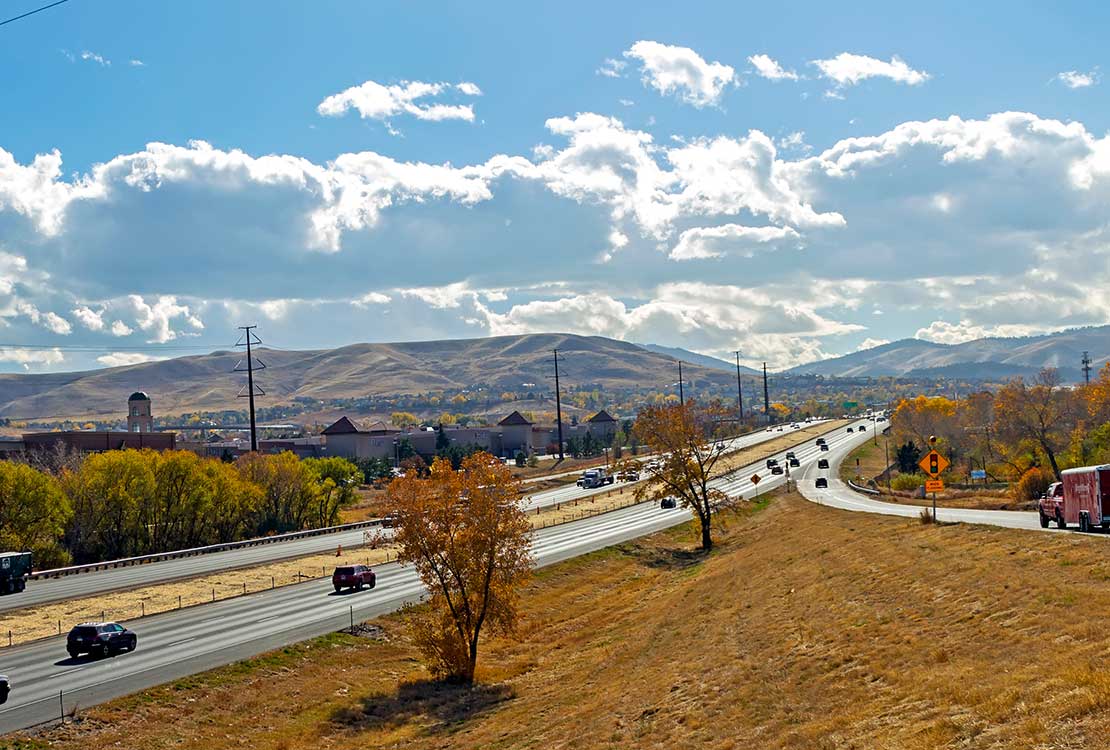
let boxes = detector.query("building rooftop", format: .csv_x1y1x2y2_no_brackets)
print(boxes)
128,391,150,402
498,410,533,426
588,409,618,423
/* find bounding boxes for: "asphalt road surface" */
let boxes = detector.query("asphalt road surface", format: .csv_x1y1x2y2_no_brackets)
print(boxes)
2,421,819,613
0,419,848,734
797,424,1043,531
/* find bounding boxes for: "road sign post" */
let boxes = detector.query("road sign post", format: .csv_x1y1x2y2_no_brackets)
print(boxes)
751,473,761,498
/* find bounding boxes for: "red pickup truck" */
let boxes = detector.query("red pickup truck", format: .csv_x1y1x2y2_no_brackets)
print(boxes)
1039,465,1110,531
332,565,376,592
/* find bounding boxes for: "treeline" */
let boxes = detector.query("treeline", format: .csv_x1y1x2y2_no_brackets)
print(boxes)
890,365,1110,490
0,449,360,568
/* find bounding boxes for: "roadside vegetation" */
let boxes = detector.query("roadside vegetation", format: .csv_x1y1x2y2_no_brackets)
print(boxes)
25,489,1110,749
0,449,361,568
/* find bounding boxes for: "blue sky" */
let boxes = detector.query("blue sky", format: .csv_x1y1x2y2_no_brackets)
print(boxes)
1,0,1109,372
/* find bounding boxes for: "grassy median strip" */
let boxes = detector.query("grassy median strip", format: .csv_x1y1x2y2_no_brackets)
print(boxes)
0,424,841,648
20,489,1110,749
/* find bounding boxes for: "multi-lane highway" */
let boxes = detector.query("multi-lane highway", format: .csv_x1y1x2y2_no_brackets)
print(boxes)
0,419,848,734
1,422,821,613
797,425,1044,531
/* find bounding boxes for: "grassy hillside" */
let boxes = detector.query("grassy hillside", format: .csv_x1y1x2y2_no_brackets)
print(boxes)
27,492,1110,749
0,334,734,420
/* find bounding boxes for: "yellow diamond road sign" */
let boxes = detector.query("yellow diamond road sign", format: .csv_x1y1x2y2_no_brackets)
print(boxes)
919,450,949,478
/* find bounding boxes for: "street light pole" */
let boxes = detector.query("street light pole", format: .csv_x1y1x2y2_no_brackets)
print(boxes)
734,351,744,426
678,361,685,406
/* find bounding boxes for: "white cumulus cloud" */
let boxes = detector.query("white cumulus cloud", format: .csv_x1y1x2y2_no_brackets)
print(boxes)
670,224,799,260
812,52,929,88
623,41,735,107
96,352,167,367
317,79,482,124
1058,70,1098,89
749,54,798,81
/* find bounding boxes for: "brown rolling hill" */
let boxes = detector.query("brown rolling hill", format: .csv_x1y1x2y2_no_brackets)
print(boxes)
0,334,734,420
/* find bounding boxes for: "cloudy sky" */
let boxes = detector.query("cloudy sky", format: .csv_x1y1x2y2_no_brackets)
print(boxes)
1,0,1108,373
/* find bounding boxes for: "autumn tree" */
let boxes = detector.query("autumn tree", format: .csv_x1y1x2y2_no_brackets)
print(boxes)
386,453,532,683
993,368,1077,479
302,457,361,528
633,400,732,551
0,461,71,567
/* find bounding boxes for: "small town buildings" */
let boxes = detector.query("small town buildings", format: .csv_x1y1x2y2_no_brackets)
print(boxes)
18,391,176,454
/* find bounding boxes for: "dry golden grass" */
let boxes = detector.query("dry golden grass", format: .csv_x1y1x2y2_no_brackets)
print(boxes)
26,486,1110,748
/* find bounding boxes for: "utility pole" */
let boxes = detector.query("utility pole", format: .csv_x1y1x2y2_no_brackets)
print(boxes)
734,351,744,423
762,362,770,424
553,349,565,461
234,326,266,452
1083,351,1092,385
678,361,685,406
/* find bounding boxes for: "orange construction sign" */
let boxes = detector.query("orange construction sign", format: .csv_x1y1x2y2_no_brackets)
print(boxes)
750,474,761,484
925,479,944,493
919,450,950,478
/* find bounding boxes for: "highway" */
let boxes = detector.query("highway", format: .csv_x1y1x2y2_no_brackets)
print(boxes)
1,421,816,613
797,424,1043,531
0,420,849,734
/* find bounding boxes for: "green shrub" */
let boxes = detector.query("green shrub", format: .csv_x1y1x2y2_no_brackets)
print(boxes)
891,472,927,492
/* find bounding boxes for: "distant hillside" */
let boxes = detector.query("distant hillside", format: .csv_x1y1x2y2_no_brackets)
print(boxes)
788,326,1110,380
634,344,759,375
0,334,735,420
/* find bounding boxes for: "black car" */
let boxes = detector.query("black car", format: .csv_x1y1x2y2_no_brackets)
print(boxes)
815,477,828,488
818,458,829,469
815,437,826,446
771,465,784,475
660,496,678,509
67,622,137,659
0,674,8,704
785,451,796,459
788,457,800,467
766,458,778,469
847,427,854,433
820,444,829,451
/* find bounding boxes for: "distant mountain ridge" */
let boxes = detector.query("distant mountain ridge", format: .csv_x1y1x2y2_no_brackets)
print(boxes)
633,344,760,375
788,325,1110,380
0,334,736,420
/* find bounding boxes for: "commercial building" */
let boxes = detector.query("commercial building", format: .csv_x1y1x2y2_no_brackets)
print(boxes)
18,391,176,454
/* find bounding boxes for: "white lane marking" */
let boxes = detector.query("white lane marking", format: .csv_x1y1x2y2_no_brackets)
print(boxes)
49,667,84,679
256,614,282,624
165,637,196,648
198,617,225,627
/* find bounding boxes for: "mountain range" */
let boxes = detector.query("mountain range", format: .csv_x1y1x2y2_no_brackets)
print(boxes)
786,325,1110,380
0,334,734,421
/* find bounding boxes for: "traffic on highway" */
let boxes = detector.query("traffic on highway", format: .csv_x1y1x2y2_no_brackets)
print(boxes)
0,419,846,734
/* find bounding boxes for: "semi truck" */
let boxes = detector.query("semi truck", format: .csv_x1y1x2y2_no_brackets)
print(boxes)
0,551,31,595
576,468,615,489
1038,465,1110,531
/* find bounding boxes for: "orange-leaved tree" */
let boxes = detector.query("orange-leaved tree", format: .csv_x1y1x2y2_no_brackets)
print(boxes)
386,452,532,684
632,400,731,551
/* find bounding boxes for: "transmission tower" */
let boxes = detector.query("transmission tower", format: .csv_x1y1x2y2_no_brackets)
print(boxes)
234,325,266,452
1083,350,1093,385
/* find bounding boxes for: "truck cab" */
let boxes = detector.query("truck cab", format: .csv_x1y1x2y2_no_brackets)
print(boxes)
1038,482,1064,528
0,552,31,595
576,468,614,489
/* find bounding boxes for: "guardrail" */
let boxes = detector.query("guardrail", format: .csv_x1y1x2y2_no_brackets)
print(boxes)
848,479,881,496
28,519,384,580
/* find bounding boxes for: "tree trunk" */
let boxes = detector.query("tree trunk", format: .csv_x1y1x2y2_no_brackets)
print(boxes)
700,514,713,551
1044,443,1061,480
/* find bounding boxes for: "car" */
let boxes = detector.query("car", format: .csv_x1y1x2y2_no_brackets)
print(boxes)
820,444,829,451
785,451,796,459
660,496,678,509
332,564,376,592
815,437,826,446
771,465,784,475
788,457,800,467
815,477,828,488
859,424,867,431
847,427,854,433
66,622,137,659
766,458,778,469
818,458,829,469
0,674,8,704
381,513,399,528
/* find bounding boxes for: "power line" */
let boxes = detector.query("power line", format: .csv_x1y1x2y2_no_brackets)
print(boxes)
0,342,235,352
0,0,71,28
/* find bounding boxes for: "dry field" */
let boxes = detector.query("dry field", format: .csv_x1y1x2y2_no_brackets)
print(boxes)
18,488,1110,749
